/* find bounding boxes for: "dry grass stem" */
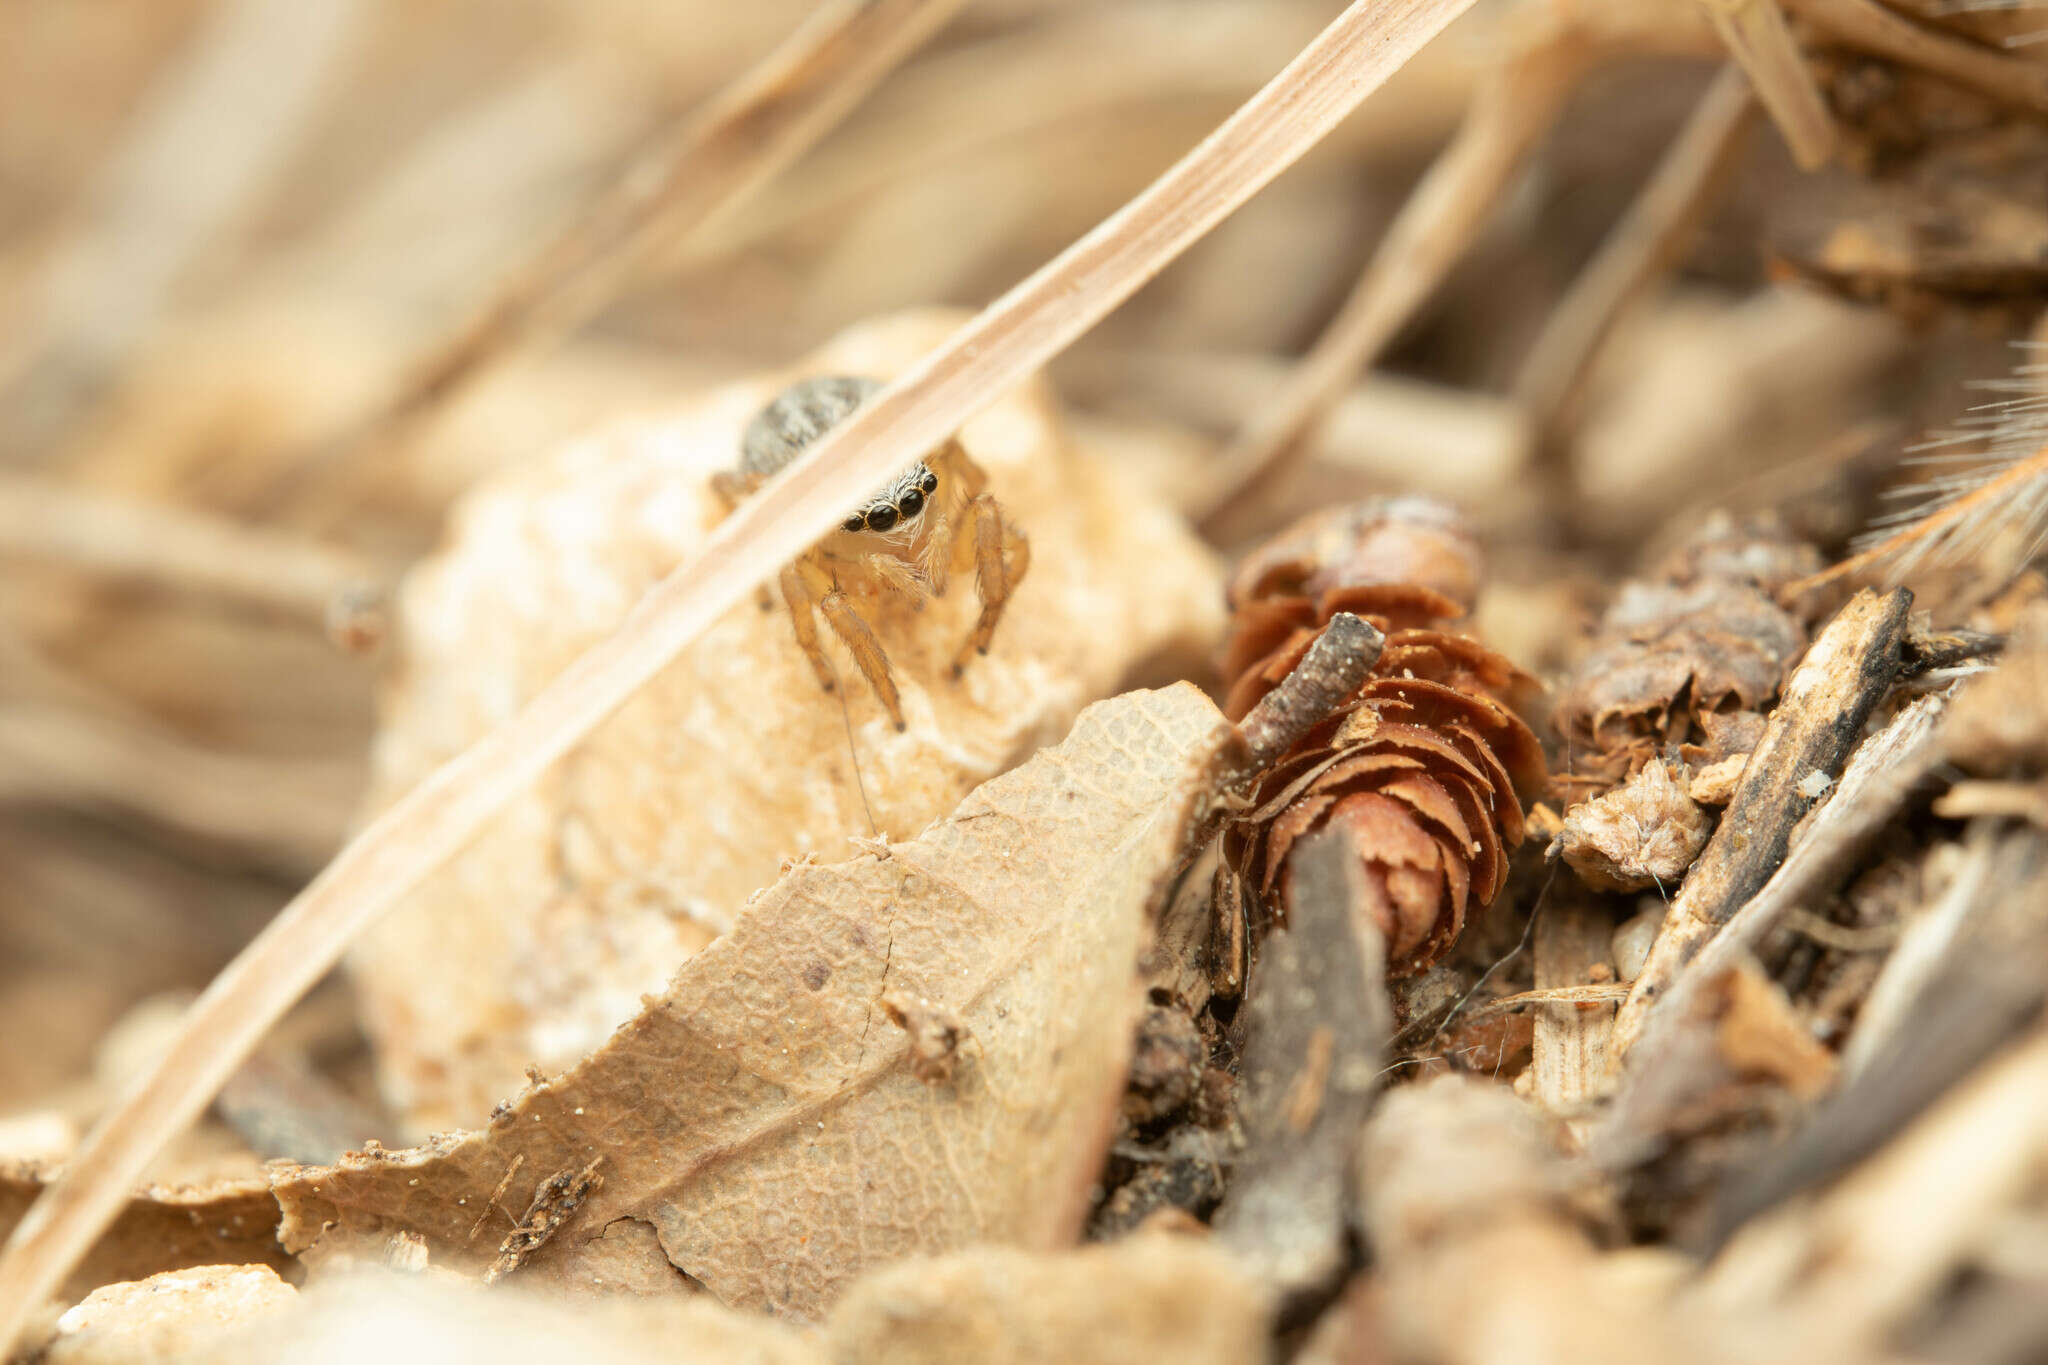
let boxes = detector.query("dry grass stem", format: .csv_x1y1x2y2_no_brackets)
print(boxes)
0,0,367,462
1786,442,2048,602
0,474,379,631
1788,0,2048,113
0,704,356,872
1193,48,1587,539
281,0,968,510
0,0,1474,1350
1514,63,1756,439
1694,0,1835,168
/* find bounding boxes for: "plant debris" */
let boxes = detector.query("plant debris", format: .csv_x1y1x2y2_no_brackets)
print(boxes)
1219,498,1546,978
271,686,1237,1319
13,2,2048,1361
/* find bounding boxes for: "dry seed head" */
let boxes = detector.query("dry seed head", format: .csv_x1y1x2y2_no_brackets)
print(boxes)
1221,499,1544,977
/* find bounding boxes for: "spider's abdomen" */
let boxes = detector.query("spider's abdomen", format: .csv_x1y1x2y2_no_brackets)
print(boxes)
740,375,883,479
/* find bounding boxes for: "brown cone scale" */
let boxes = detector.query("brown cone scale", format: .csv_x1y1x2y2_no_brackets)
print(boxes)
1220,498,1545,977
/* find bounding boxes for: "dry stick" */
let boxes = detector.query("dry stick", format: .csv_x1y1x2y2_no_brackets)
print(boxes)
1700,827,2045,1251
276,0,967,515
1594,687,1946,1165
1839,825,1997,1080
0,0,365,461
1213,829,1390,1307
1234,612,1385,773
1694,0,1835,168
1697,1026,2048,1354
0,475,379,635
1190,44,1590,540
1789,0,2048,113
0,704,357,874
1512,63,1756,441
1530,897,1620,1143
1066,350,1533,512
0,0,1474,1347
1603,588,1913,1068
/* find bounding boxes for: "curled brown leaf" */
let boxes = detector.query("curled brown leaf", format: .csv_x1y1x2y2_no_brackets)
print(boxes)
273,685,1237,1319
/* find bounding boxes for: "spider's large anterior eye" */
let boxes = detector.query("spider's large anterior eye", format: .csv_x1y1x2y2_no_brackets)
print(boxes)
867,504,900,532
898,488,924,517
920,471,939,494
842,514,865,533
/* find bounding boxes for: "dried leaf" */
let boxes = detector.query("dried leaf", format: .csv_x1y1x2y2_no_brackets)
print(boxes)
1558,759,1713,894
351,310,1224,1126
1555,515,1817,798
274,685,1237,1319
0,1164,291,1304
1708,963,1836,1102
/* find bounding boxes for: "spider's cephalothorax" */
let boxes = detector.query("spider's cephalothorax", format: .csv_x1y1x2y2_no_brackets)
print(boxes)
713,375,1031,730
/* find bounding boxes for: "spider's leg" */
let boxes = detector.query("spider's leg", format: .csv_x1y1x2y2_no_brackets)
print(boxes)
950,493,1030,675
780,559,837,694
820,590,906,730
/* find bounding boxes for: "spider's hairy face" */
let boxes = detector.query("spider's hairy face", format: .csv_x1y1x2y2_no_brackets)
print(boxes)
841,463,939,537
740,373,943,542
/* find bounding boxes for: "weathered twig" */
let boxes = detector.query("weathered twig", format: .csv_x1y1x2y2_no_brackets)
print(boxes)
0,3,1475,1349
1840,828,1998,1079
1530,897,1621,1141
1701,832,2048,1250
1604,588,1913,1065
1787,0,2048,114
1697,1026,2048,1355
1233,612,1385,774
1514,63,1756,440
1595,687,1946,1164
276,0,966,513
0,0,366,461
0,474,381,639
1692,0,1833,168
1192,44,1589,539
1214,830,1390,1313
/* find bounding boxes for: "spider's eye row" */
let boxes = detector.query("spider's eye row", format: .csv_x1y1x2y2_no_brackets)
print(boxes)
920,470,939,494
867,504,900,532
842,514,865,533
898,488,924,517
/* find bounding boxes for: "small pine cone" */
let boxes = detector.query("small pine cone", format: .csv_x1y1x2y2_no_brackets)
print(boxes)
1221,499,1546,977
1553,514,1818,801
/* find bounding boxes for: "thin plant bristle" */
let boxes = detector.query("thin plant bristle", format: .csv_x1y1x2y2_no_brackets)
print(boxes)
1788,354,2048,606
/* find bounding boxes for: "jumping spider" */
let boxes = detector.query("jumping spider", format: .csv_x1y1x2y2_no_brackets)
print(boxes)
714,375,1030,731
